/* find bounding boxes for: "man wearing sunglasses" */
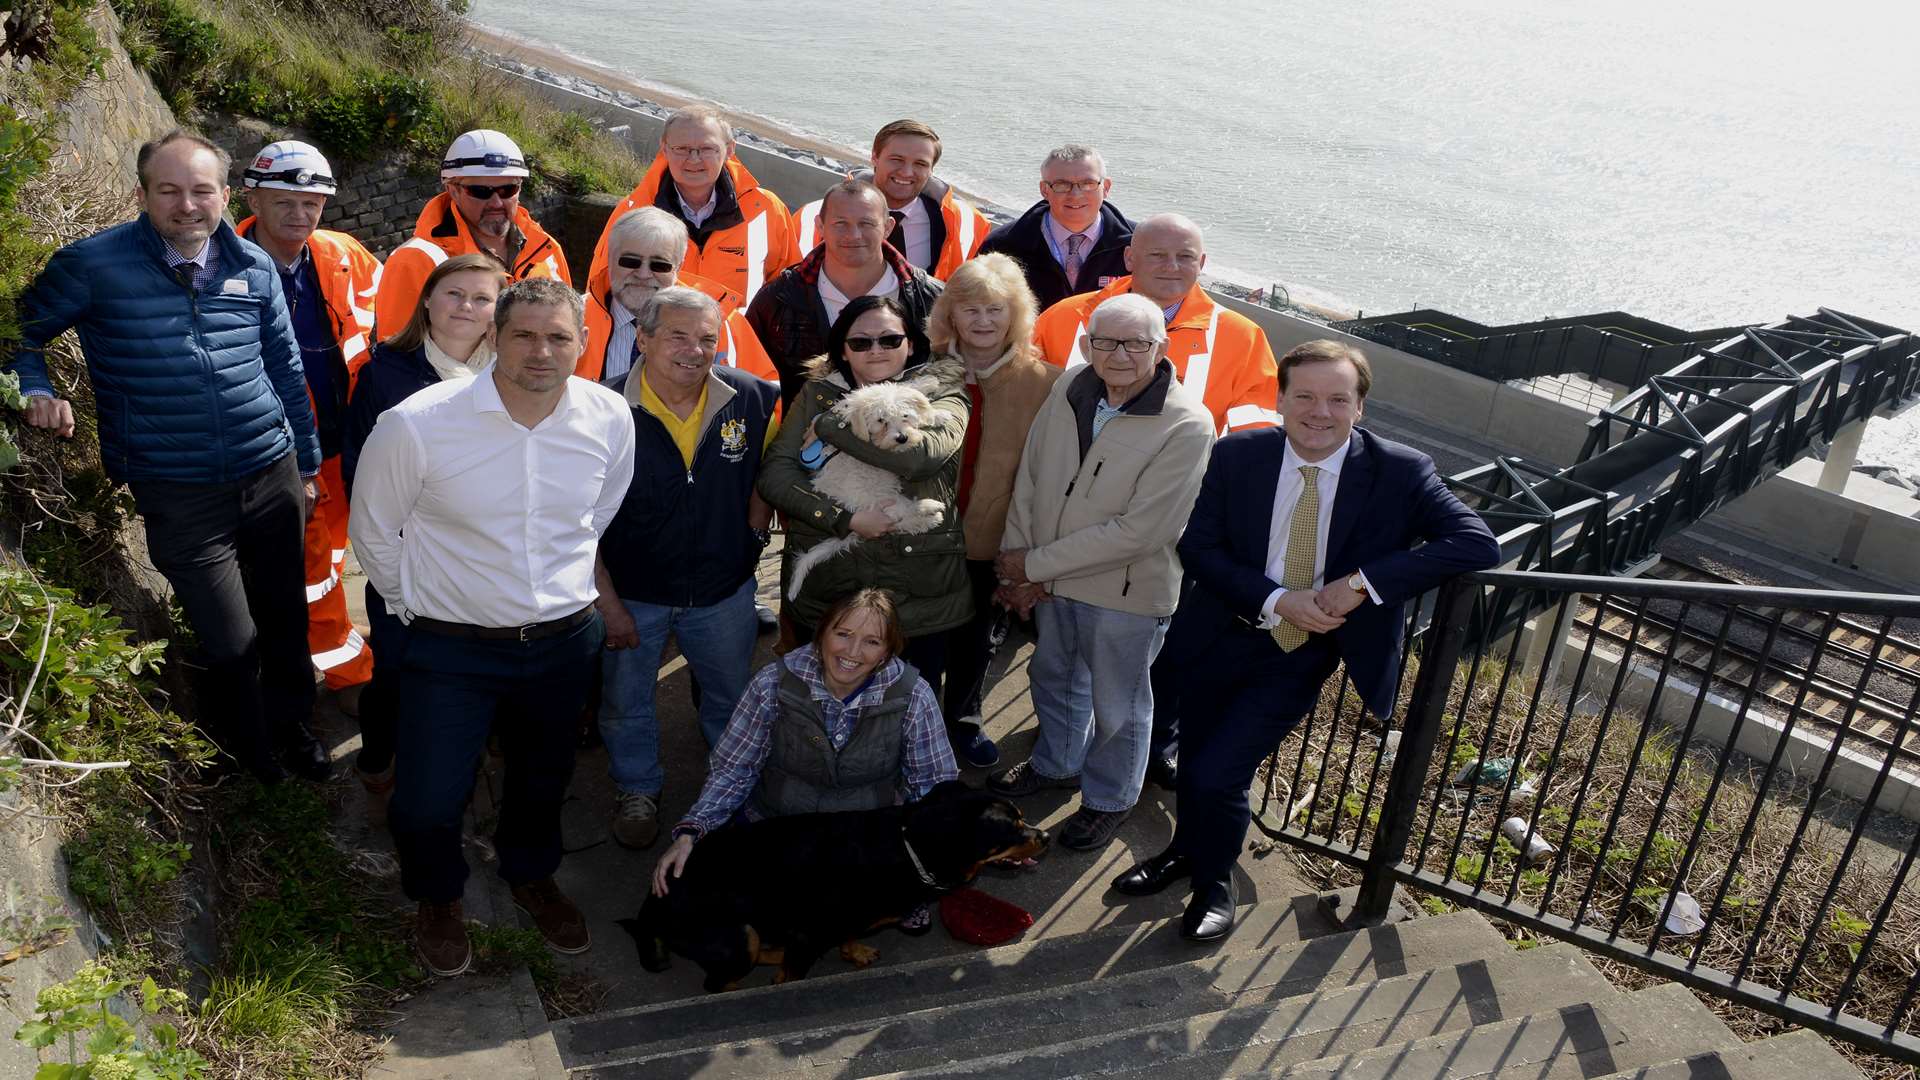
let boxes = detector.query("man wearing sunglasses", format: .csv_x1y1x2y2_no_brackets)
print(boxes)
577,207,774,389
979,144,1135,310
588,107,795,311
789,119,991,282
235,140,383,706
375,129,570,338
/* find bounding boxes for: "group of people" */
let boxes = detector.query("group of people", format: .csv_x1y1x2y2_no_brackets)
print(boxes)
9,109,1499,978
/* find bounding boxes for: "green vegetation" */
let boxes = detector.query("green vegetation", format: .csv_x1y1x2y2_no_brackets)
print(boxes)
14,962,207,1078
111,0,642,194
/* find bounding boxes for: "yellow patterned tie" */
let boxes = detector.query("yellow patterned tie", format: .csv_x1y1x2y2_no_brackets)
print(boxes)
1273,465,1320,652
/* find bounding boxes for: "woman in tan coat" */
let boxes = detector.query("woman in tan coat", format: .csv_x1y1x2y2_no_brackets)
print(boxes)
925,253,1060,768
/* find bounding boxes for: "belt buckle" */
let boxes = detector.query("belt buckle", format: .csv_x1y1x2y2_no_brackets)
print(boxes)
517,622,535,643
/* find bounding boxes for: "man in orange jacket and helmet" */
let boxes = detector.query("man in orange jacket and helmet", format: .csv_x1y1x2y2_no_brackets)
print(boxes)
375,129,568,336
789,119,989,281
588,106,794,309
1032,213,1278,437
238,139,382,702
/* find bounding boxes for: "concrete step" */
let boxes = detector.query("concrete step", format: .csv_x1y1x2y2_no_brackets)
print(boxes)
554,892,1351,1067
1594,1028,1865,1080
844,942,1618,1080
568,909,1508,1078
1235,983,1739,1080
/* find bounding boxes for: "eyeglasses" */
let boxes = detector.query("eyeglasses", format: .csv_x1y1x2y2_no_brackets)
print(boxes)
1089,337,1158,355
616,255,676,273
664,145,725,161
845,333,908,353
458,182,520,200
1045,180,1104,195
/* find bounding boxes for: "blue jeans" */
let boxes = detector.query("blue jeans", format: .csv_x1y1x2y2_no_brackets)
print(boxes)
388,611,604,903
599,578,758,796
1027,597,1169,812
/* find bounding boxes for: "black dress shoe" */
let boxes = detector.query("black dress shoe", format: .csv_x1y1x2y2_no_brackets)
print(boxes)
1181,878,1237,943
1110,849,1192,896
281,734,334,783
1145,753,1178,789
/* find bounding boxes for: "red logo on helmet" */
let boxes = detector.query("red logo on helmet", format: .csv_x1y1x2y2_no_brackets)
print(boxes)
253,155,274,169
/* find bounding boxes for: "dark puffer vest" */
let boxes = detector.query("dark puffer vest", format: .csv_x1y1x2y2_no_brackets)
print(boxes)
751,661,920,818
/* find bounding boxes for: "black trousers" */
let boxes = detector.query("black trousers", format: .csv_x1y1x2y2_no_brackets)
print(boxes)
131,453,313,773
1171,624,1340,890
387,611,604,903
941,559,1004,729
354,582,402,774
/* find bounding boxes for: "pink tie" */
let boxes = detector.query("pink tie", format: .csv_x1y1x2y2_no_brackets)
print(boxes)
1065,233,1086,289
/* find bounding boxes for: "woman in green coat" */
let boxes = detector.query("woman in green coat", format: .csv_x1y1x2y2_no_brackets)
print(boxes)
758,295,982,760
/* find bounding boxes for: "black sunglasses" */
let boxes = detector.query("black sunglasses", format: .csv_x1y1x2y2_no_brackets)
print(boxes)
844,333,908,353
616,255,676,273
459,182,521,200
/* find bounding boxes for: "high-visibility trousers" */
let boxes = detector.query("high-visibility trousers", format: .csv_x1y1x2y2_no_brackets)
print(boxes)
304,455,372,689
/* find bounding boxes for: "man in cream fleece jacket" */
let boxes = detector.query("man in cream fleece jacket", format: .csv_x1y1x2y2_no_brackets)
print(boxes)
987,293,1216,851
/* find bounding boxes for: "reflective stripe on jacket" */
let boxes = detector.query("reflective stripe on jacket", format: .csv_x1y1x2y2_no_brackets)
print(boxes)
1032,276,1280,435
791,176,987,281
374,193,568,338
590,156,794,308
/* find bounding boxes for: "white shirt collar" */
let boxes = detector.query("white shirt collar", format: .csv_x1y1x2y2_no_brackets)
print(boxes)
1280,430,1354,480
611,297,637,330
471,367,576,426
898,197,929,225
818,264,901,309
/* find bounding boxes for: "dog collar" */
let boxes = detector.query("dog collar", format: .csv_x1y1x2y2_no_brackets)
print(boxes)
902,829,941,888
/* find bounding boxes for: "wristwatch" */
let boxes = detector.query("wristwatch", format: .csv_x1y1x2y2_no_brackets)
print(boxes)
1347,572,1368,593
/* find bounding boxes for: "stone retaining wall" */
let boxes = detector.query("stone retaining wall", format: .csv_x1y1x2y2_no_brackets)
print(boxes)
195,113,570,267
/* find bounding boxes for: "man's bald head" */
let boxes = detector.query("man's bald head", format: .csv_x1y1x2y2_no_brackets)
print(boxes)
1124,213,1207,307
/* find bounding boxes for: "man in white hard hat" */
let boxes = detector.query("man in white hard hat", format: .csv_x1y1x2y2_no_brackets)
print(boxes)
237,140,383,705
375,129,570,336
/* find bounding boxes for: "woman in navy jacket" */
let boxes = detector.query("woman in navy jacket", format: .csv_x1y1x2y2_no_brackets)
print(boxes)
342,252,507,818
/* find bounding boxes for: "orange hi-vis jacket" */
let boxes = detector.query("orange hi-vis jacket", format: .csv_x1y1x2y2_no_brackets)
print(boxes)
236,221,383,377
790,175,987,281
1032,276,1280,435
577,266,776,384
375,193,569,338
590,156,794,309
235,220,381,689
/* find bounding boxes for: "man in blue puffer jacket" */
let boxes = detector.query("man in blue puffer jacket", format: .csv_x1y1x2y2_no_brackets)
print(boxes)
8,129,330,784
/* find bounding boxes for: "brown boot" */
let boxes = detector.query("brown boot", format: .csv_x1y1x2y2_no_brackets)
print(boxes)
356,763,396,829
415,900,471,977
510,878,591,954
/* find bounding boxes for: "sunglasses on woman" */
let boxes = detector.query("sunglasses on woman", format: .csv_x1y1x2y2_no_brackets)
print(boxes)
844,334,908,353
616,255,676,273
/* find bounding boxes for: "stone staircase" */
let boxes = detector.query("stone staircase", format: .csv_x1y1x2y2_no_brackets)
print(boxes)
542,894,1864,1080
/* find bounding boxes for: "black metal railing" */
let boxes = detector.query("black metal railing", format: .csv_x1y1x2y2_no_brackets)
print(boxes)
1260,569,1920,1064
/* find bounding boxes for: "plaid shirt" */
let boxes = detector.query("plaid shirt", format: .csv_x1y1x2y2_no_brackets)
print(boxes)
678,646,959,838
163,236,219,291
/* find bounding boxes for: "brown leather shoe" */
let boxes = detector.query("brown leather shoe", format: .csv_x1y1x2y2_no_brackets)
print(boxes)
510,878,591,954
416,900,471,977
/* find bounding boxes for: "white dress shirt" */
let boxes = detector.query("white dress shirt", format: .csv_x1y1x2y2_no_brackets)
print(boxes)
349,371,636,628
818,264,901,324
897,196,933,271
1258,434,1381,628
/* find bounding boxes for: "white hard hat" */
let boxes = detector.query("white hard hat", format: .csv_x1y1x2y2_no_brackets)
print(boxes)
441,129,530,179
242,140,337,195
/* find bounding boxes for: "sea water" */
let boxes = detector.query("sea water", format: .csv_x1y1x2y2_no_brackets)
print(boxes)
468,0,1920,474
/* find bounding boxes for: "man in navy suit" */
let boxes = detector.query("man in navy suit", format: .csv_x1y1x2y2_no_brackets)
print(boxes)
1110,339,1500,941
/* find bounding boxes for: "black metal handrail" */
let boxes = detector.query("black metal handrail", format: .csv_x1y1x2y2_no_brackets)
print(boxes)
1264,568,1920,1065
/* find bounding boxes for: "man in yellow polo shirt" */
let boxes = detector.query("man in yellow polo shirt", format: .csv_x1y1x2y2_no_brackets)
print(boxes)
591,286,780,848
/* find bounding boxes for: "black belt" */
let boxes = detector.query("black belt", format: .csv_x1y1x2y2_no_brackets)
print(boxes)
408,604,595,642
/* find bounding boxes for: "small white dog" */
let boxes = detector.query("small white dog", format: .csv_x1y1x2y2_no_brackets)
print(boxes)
787,381,946,599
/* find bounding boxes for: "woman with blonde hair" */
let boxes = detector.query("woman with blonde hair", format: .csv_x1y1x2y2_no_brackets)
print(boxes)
924,253,1060,767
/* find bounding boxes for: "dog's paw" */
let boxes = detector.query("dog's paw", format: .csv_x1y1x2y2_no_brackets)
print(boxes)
840,941,881,969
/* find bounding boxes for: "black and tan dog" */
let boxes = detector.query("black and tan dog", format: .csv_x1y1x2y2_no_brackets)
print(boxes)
619,781,1048,992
